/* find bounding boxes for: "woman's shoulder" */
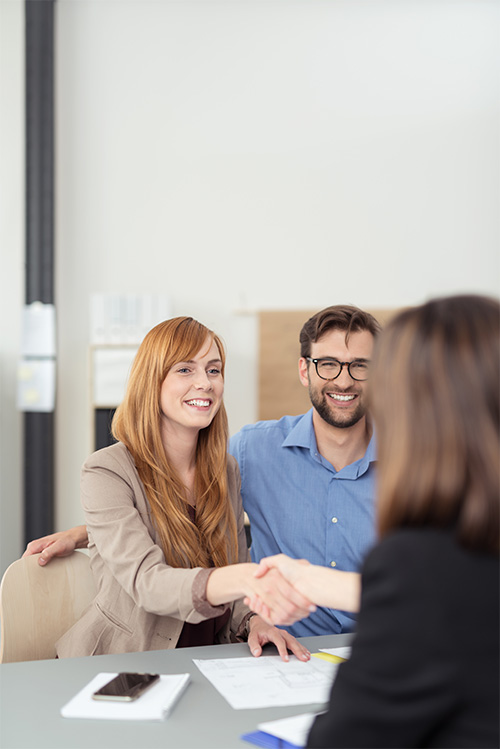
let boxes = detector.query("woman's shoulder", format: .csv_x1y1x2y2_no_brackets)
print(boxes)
83,441,134,472
366,527,455,569
365,526,498,586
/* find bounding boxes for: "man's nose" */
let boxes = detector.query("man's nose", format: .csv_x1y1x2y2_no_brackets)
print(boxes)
335,364,354,387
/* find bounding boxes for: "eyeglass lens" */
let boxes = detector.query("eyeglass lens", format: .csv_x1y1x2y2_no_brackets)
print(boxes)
316,359,368,381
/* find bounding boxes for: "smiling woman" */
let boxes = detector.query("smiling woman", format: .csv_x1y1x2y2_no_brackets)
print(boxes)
159,340,224,448
54,317,313,662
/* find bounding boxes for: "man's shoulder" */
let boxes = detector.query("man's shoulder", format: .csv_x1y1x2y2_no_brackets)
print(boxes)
234,412,308,440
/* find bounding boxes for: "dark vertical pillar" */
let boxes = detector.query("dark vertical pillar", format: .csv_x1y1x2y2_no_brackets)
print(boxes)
24,0,56,544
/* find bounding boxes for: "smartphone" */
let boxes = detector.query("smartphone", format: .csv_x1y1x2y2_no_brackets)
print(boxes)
92,672,160,702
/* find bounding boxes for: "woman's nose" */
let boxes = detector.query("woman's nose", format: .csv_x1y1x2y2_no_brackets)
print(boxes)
194,371,212,389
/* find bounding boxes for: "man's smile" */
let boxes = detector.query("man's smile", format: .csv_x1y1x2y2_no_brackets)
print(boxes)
327,393,357,403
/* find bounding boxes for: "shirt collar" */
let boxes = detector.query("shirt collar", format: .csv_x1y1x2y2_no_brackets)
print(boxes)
282,409,317,450
282,408,378,466
364,428,377,465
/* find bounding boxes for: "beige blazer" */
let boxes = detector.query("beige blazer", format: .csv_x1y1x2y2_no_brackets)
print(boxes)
56,442,251,657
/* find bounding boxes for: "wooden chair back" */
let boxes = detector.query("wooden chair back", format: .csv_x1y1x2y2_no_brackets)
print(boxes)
0,551,96,663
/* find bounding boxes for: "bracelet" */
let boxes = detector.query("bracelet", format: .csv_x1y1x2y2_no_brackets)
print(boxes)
244,612,259,639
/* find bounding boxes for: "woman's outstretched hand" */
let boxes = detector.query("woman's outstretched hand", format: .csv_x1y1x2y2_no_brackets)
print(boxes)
247,554,361,617
243,564,316,626
244,555,312,624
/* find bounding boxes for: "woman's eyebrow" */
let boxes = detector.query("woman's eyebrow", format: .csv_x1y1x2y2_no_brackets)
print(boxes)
177,358,222,365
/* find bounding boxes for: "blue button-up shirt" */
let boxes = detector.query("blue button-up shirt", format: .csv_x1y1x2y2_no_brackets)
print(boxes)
229,409,377,637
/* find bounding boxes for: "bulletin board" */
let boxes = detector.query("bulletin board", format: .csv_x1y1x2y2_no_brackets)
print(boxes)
258,309,399,421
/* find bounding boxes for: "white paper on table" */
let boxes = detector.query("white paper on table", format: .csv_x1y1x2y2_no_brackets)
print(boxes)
193,655,337,710
319,646,352,660
258,711,325,746
61,672,190,721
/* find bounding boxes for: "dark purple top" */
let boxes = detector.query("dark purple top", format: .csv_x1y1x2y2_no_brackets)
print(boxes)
176,505,231,648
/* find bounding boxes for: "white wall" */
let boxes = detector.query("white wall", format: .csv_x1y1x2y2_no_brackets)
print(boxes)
1,0,499,571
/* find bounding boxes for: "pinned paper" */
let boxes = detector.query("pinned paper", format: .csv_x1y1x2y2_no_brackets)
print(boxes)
17,359,56,412
18,302,57,412
21,302,56,357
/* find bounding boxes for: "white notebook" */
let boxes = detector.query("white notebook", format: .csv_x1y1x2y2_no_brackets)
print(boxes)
61,672,190,721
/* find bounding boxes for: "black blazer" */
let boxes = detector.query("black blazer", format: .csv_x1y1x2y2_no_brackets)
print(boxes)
308,527,499,748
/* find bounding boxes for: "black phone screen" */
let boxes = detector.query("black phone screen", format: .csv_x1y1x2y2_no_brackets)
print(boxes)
92,672,159,701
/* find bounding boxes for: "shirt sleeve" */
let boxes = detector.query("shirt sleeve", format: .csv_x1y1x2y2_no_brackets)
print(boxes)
307,534,457,748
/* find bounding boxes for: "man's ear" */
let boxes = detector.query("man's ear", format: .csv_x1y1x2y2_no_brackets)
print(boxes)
298,357,310,388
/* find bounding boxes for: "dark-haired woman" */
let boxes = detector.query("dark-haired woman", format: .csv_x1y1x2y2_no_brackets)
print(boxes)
256,295,500,748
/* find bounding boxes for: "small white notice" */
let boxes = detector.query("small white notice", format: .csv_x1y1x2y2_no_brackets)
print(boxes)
258,711,324,745
193,655,337,710
319,646,352,659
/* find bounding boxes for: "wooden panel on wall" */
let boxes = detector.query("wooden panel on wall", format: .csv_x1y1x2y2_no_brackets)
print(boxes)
258,308,398,421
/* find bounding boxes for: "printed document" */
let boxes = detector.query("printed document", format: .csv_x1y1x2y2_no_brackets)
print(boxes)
193,655,337,710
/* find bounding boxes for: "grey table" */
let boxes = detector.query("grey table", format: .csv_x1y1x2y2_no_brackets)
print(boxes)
0,633,353,749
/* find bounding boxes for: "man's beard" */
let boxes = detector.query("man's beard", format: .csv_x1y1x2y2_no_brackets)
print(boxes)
309,384,367,429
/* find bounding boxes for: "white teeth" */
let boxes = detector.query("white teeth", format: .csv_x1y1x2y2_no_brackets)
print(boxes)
186,399,210,407
328,393,356,402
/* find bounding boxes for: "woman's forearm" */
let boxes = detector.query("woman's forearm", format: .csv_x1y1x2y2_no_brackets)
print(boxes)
295,567,361,613
206,563,316,625
205,563,256,605
256,555,361,613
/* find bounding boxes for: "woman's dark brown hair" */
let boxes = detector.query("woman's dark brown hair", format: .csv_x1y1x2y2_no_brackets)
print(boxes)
370,295,499,553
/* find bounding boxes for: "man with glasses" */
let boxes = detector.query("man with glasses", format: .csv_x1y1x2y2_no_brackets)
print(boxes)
229,305,380,637
24,305,379,638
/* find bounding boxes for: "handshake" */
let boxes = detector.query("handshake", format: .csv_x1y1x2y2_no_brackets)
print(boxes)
243,554,361,627
24,527,361,627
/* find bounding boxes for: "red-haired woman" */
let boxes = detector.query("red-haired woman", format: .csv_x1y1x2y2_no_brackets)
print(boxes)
56,316,312,661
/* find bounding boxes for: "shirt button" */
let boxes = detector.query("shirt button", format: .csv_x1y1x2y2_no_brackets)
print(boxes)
330,561,337,567
331,517,338,523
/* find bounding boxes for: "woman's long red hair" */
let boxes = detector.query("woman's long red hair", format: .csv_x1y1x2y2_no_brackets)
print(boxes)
112,317,237,568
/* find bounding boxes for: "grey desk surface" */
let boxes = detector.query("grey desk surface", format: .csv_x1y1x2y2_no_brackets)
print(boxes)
0,633,353,749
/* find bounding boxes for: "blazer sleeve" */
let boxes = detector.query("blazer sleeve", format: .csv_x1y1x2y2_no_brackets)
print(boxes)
81,447,232,624
226,454,253,636
307,533,457,748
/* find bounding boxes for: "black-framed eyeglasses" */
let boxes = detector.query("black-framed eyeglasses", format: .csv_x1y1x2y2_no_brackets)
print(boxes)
306,357,370,381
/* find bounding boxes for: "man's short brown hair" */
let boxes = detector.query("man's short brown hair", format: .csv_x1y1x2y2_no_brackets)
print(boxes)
299,305,381,358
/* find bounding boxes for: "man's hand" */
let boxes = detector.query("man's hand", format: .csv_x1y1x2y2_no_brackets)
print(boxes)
246,615,311,662
22,525,88,566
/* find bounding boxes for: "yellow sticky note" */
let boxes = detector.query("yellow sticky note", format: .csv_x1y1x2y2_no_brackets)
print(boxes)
311,652,346,664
